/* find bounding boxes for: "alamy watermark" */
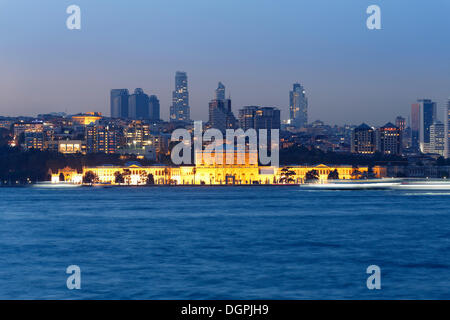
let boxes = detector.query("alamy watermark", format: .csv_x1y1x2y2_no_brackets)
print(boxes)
366,265,381,290
366,5,381,30
66,265,81,290
66,5,81,30
65,5,379,31
170,121,279,167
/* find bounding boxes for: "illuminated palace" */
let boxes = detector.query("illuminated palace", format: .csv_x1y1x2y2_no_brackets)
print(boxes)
51,149,387,185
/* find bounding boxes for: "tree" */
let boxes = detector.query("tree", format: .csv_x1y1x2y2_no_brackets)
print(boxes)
59,172,65,182
351,165,363,180
138,171,148,185
114,171,124,184
327,169,339,180
361,165,376,179
164,168,169,184
436,157,448,166
83,171,98,184
280,167,296,183
122,169,131,184
146,173,155,185
305,170,319,182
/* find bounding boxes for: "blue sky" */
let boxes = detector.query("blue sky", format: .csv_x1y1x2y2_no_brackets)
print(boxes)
0,0,449,125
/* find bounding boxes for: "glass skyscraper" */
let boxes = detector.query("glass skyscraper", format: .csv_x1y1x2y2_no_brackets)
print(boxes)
128,88,150,120
445,99,450,158
170,71,190,122
110,89,129,118
289,83,308,128
149,95,160,121
215,82,226,101
418,99,437,154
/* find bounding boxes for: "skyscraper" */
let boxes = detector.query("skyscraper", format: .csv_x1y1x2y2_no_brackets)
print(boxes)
411,103,420,151
208,99,236,132
430,121,445,157
128,88,150,120
445,99,450,158
110,89,129,118
149,95,160,121
395,116,406,131
215,82,226,101
170,71,190,122
395,116,407,150
418,99,437,154
238,106,281,131
376,123,402,156
208,82,236,132
289,83,308,128
351,123,376,154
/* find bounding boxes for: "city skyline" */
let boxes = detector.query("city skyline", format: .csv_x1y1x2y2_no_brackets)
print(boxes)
0,0,449,125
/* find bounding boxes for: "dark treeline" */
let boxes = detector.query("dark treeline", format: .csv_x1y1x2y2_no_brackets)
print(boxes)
0,146,156,183
1,143,449,184
280,144,408,167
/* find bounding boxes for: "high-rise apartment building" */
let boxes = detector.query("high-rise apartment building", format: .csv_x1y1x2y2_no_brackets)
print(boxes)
124,120,150,147
86,124,119,154
170,71,190,122
430,121,445,157
376,123,402,155
289,83,308,128
445,99,450,159
110,89,129,118
351,123,376,154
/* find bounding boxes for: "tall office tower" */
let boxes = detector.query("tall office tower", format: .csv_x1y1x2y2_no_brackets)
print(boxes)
149,95,160,121
395,116,406,131
289,83,308,128
215,82,226,101
110,89,129,118
128,88,150,120
430,121,445,157
410,103,420,151
351,123,376,154
445,99,450,158
395,116,407,149
376,123,402,156
238,106,281,130
170,71,190,122
418,99,437,154
238,106,259,130
208,99,236,132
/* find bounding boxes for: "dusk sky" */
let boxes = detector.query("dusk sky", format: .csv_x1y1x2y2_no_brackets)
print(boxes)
0,0,449,125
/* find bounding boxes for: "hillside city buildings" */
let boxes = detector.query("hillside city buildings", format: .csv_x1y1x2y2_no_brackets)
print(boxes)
1,72,449,184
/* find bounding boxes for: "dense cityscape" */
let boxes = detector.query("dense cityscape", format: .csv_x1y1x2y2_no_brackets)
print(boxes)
0,71,449,185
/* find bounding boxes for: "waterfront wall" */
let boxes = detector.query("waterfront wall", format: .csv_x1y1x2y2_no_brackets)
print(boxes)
51,164,386,185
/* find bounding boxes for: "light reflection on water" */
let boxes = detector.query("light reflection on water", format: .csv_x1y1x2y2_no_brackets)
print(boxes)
0,186,449,299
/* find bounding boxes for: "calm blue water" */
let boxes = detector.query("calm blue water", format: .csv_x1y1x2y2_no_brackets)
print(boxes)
0,186,449,299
